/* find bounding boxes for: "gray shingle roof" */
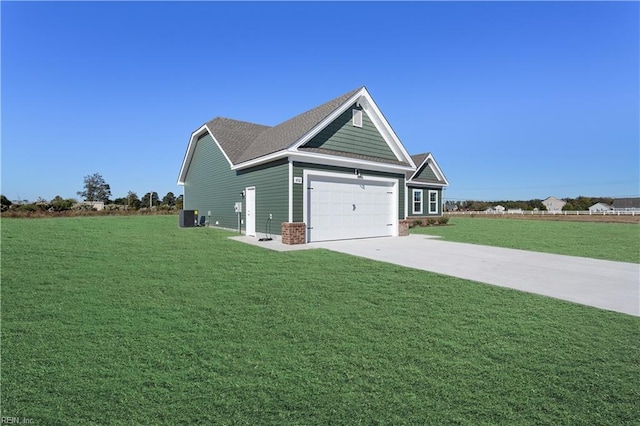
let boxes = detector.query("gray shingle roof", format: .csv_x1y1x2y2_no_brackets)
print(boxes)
206,87,363,165
406,152,447,185
406,153,428,179
612,197,640,209
406,153,429,180
204,117,270,164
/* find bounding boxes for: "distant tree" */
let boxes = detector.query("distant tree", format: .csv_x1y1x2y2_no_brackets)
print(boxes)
77,173,111,202
529,199,544,210
464,200,491,211
50,195,75,211
562,196,592,211
1,195,12,212
141,192,159,208
127,191,141,209
176,194,184,210
162,192,176,206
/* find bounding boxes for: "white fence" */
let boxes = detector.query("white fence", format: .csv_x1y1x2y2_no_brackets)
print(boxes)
447,210,637,216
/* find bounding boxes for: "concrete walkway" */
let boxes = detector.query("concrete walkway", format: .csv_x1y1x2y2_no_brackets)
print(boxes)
230,235,640,316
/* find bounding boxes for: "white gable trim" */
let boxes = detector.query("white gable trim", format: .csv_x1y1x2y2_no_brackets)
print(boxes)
230,149,414,174
177,124,234,185
407,153,449,186
407,181,448,188
288,87,416,168
288,89,363,151
289,151,413,174
358,89,415,167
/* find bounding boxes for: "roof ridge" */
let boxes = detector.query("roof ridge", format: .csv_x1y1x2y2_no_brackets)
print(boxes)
208,116,271,128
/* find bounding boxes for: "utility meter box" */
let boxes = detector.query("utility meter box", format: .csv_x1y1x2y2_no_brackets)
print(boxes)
234,202,242,213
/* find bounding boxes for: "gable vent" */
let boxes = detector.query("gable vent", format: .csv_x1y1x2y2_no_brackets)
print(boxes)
352,109,363,128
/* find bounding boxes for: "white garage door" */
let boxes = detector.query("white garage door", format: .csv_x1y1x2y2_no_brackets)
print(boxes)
307,174,397,242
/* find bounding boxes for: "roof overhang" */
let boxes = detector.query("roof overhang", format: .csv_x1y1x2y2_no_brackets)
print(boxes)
406,181,448,188
231,150,413,174
288,152,413,174
289,87,416,168
178,87,430,185
406,153,449,187
177,124,234,185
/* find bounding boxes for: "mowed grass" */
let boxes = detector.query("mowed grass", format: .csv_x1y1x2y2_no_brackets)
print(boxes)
2,216,638,424
412,216,640,263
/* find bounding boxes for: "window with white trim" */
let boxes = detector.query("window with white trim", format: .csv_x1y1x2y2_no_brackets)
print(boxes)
428,190,438,214
412,189,423,214
352,109,363,127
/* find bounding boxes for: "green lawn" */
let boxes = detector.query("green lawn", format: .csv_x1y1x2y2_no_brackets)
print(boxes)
2,216,638,424
412,217,640,263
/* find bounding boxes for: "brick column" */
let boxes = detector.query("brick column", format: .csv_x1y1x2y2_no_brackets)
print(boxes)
398,219,411,236
281,222,306,245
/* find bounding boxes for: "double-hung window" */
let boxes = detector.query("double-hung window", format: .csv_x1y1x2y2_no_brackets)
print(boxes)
428,190,438,214
412,189,423,214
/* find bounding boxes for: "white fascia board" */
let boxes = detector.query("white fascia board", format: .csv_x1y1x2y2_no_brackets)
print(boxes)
230,150,286,171
408,153,449,186
232,149,413,174
425,153,449,186
359,89,416,168
289,151,413,174
178,124,234,184
177,125,208,185
405,181,448,188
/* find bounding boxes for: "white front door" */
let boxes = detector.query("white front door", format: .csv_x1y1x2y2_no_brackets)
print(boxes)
245,187,256,237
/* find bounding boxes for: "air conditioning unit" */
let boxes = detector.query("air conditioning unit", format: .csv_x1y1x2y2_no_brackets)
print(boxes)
179,210,196,227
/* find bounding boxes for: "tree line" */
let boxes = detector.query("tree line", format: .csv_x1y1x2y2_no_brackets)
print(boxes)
1,173,183,213
445,196,615,212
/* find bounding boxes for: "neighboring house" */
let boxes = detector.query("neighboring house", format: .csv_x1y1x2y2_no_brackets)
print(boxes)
485,205,505,213
612,198,640,212
177,86,449,244
444,200,458,212
542,196,566,212
588,202,612,213
74,201,105,211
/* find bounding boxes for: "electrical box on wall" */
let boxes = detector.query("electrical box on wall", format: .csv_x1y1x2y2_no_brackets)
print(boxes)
234,202,242,213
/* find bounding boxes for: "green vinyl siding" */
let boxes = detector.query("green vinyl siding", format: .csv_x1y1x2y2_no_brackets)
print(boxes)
183,133,288,235
237,161,289,236
292,165,305,223
406,187,442,217
416,163,439,182
302,104,397,161
292,162,405,222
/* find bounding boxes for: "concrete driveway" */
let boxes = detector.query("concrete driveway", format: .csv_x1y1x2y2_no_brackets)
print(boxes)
309,235,640,317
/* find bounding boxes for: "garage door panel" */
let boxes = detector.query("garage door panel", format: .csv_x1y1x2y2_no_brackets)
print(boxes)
308,175,396,242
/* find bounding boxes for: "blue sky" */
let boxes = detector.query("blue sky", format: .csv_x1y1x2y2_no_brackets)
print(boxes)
2,1,638,203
